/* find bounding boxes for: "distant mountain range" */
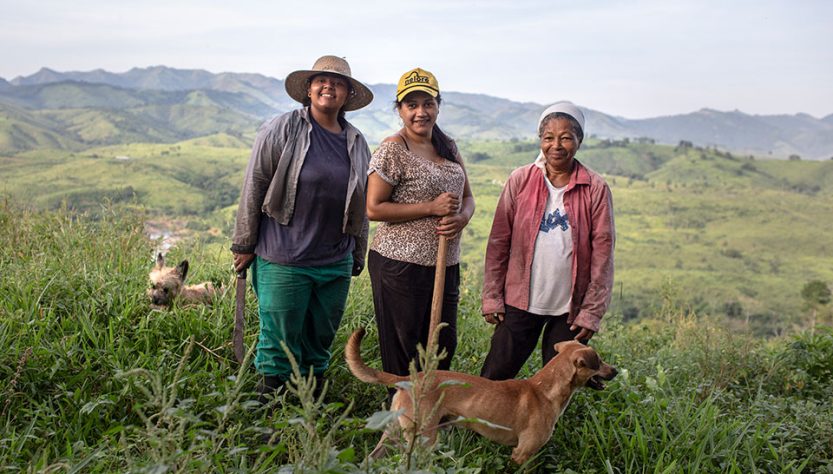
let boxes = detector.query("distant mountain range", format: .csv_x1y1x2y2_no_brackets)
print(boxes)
2,66,832,160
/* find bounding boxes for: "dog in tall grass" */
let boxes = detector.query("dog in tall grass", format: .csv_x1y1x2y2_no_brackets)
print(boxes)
147,253,220,309
346,328,617,465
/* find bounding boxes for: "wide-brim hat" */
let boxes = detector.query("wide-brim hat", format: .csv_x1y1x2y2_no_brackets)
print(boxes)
284,55,374,112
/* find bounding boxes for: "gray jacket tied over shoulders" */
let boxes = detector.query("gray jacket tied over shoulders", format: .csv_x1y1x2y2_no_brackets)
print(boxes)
231,107,371,270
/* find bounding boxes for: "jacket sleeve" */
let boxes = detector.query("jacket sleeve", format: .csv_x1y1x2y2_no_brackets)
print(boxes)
231,119,283,254
572,181,615,332
352,215,369,273
352,136,371,273
481,173,518,315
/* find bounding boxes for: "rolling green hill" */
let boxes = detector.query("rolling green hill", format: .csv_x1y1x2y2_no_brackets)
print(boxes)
0,81,273,115
2,136,831,335
0,104,257,153
0,103,83,153
4,66,833,158
0,82,265,150
455,140,833,332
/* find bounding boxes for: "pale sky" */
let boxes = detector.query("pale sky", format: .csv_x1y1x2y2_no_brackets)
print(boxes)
1,0,831,118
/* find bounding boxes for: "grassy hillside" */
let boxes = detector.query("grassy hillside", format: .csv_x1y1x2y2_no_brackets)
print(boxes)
1,202,832,472
456,140,833,331
0,82,265,151
2,137,832,335
0,139,249,215
0,103,83,153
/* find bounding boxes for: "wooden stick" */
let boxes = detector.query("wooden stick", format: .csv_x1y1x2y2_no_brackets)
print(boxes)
428,235,449,353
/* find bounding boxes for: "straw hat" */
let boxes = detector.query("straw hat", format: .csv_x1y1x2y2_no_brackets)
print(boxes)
284,55,373,111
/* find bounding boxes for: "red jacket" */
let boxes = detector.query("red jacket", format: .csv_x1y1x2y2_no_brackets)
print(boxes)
482,160,615,332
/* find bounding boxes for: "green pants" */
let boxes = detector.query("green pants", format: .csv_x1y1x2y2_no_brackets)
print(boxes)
251,255,352,380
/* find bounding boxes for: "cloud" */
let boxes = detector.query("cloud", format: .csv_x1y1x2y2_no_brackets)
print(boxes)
1,0,831,117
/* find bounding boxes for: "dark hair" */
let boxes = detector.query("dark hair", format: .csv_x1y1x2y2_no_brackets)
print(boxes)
394,93,458,162
303,74,354,120
538,112,584,144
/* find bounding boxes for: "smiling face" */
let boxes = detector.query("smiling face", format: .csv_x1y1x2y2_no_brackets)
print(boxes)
307,73,350,115
398,91,439,137
539,117,581,174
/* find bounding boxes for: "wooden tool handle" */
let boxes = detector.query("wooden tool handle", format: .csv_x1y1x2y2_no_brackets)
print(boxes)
428,235,448,351
233,269,247,364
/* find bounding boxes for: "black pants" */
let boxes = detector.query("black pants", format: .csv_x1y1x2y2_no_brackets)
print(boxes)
368,250,459,378
480,305,583,380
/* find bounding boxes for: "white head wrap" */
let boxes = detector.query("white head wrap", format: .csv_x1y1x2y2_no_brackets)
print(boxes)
534,101,586,168
538,101,585,137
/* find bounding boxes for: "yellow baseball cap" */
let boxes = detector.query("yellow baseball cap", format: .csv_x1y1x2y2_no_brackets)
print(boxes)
396,67,440,102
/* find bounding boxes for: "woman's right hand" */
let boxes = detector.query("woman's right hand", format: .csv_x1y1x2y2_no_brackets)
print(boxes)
483,312,504,325
233,253,255,273
430,192,460,216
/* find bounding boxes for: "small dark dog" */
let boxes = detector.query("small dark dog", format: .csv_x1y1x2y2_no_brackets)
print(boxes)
147,253,219,309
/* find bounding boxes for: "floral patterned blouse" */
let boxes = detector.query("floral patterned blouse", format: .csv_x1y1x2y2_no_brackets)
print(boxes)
368,141,466,266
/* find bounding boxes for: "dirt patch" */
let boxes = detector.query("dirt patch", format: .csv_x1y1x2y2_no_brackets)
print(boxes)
144,219,191,253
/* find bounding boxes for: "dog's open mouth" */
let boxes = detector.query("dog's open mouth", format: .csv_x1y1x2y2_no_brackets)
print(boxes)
587,367,618,390
586,376,606,390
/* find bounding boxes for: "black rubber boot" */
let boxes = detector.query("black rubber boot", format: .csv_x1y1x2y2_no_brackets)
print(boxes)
313,374,326,400
256,375,285,406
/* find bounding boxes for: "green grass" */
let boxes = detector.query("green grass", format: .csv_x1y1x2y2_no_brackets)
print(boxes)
1,202,832,472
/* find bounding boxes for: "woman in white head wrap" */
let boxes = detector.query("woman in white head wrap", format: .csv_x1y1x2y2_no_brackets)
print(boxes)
480,101,615,380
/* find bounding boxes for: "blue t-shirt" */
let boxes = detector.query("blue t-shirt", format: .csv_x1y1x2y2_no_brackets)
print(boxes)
256,116,354,265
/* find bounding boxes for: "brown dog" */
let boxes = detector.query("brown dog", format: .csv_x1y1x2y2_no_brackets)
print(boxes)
345,328,617,465
147,253,219,309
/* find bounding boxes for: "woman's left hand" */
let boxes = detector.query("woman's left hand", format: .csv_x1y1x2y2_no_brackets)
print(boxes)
436,213,469,238
570,324,596,342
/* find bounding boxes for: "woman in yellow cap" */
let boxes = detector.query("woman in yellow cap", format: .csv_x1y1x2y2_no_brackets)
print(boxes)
366,67,475,382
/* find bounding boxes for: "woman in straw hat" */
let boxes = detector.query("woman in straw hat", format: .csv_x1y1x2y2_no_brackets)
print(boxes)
231,55,374,402
366,67,475,387
480,101,615,381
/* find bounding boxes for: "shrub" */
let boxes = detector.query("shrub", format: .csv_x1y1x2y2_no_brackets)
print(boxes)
777,327,833,397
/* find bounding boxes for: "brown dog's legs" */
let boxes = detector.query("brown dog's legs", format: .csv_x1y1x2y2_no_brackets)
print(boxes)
511,431,546,465
369,431,391,459
370,389,445,459
369,391,410,459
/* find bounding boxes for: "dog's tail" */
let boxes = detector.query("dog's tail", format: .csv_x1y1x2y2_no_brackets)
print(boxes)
345,328,408,386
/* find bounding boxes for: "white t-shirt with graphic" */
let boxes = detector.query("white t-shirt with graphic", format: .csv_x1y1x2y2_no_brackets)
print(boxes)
528,176,573,315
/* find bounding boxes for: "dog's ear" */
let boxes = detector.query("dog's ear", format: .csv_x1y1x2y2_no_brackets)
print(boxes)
176,260,189,281
554,340,578,354
575,349,601,371
155,252,165,269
